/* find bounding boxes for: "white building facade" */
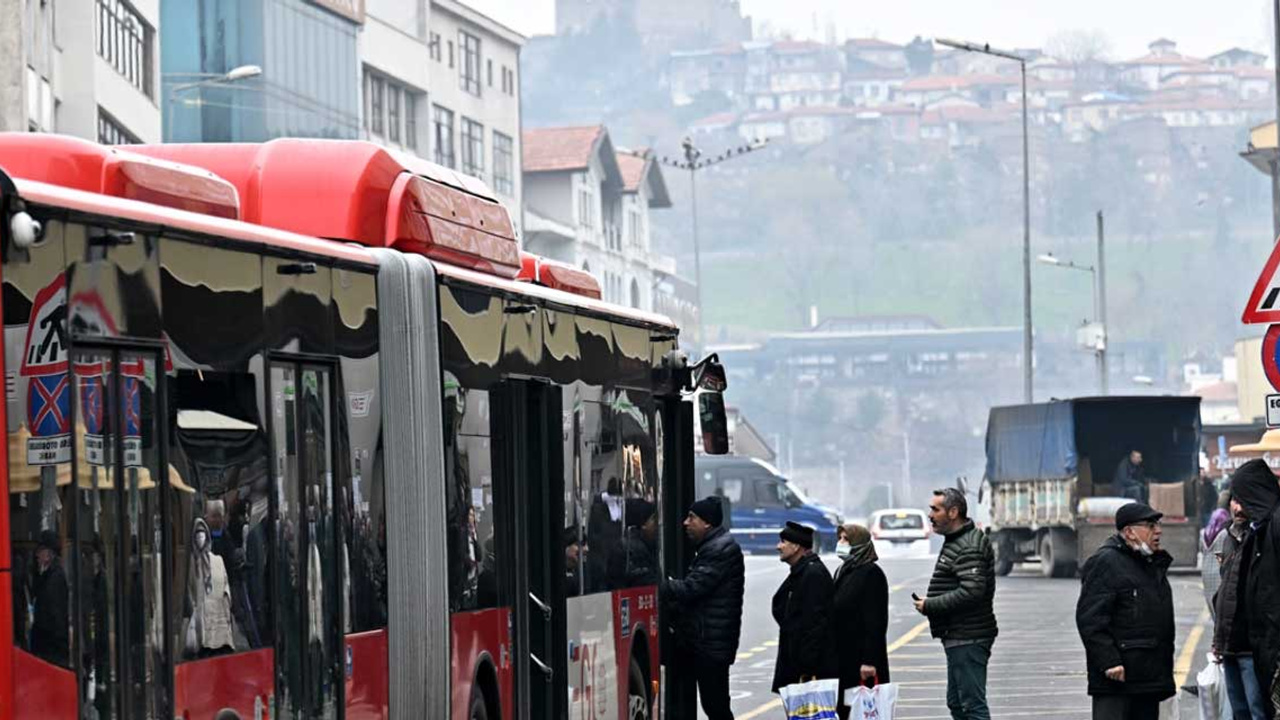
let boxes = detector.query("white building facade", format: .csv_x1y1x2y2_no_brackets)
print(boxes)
360,0,524,224
522,125,673,311
2,0,161,143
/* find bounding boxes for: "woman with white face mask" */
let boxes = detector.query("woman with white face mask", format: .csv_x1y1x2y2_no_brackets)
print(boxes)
184,516,236,658
832,523,891,720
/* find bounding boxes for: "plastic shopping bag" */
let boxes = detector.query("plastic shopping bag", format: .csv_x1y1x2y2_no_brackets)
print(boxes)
779,678,840,720
1159,693,1180,720
844,683,899,720
1196,655,1233,720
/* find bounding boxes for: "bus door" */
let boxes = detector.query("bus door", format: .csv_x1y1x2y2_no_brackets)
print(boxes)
268,361,343,720
70,345,170,720
658,394,696,716
491,378,566,719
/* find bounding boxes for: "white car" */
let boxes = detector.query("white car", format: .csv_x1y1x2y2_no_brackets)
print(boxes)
870,508,931,545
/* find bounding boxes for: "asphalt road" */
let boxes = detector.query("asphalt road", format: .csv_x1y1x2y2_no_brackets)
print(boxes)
709,539,1215,720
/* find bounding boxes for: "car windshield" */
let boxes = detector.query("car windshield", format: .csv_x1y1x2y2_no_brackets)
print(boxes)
880,513,925,530
784,480,811,505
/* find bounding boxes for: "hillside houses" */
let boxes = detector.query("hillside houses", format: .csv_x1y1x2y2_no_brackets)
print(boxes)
669,35,1275,148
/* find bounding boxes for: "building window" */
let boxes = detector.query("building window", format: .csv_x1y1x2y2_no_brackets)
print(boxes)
459,31,481,96
433,105,456,168
460,117,484,179
387,87,401,144
95,0,153,98
578,187,595,229
448,40,454,69
492,131,513,196
627,208,642,248
487,59,494,88
429,32,441,61
405,94,418,150
368,74,385,135
97,108,139,145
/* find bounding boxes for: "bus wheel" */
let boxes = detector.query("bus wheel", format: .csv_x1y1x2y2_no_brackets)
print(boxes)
628,656,651,720
469,683,489,720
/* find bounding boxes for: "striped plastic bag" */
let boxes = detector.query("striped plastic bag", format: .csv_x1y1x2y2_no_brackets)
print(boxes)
780,678,840,720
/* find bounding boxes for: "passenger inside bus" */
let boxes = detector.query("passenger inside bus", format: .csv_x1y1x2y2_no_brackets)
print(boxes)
29,529,69,667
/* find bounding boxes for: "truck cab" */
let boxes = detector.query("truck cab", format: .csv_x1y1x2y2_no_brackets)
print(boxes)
694,455,843,554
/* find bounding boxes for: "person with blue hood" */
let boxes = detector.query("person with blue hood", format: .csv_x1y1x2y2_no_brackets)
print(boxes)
1231,458,1280,719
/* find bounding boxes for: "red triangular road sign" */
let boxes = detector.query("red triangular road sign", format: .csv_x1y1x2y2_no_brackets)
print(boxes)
1243,240,1280,324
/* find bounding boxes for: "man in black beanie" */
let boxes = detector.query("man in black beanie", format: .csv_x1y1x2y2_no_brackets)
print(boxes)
1231,458,1280,718
770,521,837,695
660,497,744,719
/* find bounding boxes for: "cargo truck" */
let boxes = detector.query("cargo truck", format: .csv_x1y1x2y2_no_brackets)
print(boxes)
981,396,1203,578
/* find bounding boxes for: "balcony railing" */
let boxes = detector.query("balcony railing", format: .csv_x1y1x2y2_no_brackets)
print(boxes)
96,0,153,98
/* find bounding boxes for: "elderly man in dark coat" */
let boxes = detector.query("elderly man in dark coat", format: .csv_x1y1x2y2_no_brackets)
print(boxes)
771,521,837,694
1232,458,1280,719
1076,502,1175,720
661,497,745,720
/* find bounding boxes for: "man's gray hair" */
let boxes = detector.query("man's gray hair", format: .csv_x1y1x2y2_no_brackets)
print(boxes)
933,487,968,519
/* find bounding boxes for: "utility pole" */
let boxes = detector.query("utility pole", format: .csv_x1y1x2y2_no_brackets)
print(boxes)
938,38,1034,402
659,137,766,352
1096,211,1109,395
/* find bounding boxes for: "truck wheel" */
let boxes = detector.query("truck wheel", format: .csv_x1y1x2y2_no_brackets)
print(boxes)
1040,529,1076,578
993,534,1014,577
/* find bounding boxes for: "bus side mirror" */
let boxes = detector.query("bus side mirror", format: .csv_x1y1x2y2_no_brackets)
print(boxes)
699,392,730,455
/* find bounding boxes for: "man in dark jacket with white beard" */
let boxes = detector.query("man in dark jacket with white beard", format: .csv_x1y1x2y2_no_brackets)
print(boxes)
1076,502,1175,720
661,497,745,720
1232,458,1280,719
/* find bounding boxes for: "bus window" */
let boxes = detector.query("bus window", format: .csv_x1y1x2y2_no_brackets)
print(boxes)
445,378,498,612
613,391,658,589
333,268,386,633
4,216,72,671
581,399,620,593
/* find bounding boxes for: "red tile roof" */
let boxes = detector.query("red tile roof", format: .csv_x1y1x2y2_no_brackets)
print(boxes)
616,152,648,192
522,125,605,172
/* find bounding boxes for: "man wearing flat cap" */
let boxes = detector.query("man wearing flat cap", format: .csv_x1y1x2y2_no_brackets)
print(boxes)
1076,502,1176,720
660,497,745,719
770,520,837,694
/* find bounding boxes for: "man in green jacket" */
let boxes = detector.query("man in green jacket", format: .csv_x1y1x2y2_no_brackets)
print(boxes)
914,488,998,720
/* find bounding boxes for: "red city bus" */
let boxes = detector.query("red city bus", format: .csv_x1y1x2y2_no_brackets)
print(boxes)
0,134,723,720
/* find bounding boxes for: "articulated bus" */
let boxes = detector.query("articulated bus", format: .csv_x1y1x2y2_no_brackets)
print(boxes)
0,134,724,720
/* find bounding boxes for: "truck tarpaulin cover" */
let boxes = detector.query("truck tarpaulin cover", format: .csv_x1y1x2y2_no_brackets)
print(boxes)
985,397,1202,485
985,402,1078,483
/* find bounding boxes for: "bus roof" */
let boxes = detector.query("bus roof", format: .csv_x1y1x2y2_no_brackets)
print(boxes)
12,176,376,266
127,139,522,279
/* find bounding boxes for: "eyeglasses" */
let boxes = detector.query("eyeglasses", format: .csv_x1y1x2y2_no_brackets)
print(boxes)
1136,521,1162,529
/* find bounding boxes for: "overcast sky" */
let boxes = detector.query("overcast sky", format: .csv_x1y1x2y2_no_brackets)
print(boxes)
466,0,1276,60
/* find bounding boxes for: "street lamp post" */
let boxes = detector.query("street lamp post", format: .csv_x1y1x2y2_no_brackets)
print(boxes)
936,38,1033,403
658,137,766,352
1037,211,1109,395
165,64,263,141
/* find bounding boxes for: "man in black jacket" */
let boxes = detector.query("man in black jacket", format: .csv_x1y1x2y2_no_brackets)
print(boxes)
771,521,837,694
661,497,745,720
916,488,998,720
1232,458,1280,719
1076,502,1175,720
29,529,69,667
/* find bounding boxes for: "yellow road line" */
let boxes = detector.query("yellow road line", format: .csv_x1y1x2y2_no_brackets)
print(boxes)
738,619,931,718
1174,608,1211,688
888,620,931,654
751,646,767,652
738,698,783,719
889,574,932,594
764,640,778,647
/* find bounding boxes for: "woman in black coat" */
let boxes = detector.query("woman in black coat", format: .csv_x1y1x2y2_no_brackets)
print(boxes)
832,524,890,720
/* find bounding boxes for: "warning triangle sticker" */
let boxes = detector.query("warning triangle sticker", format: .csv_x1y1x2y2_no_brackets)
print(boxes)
1243,241,1280,324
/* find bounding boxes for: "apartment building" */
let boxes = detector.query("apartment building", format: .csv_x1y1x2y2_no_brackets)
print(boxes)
522,125,672,311
2,0,161,143
360,0,524,217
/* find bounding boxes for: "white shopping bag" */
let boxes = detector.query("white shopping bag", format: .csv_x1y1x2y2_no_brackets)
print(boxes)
779,678,840,720
843,683,898,720
1196,656,1234,720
